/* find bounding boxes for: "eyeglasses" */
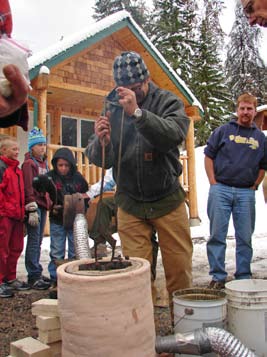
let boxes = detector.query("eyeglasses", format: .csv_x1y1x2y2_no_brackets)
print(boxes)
127,83,144,93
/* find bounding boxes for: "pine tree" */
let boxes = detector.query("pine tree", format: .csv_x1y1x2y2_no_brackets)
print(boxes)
191,1,232,146
93,0,148,27
225,2,267,109
149,0,198,82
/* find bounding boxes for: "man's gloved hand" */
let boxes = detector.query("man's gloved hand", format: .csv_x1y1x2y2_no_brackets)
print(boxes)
32,175,51,193
32,175,57,205
25,202,39,227
52,204,63,217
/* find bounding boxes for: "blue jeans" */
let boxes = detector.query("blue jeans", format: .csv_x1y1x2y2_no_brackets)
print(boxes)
48,223,75,282
25,207,47,281
207,183,255,282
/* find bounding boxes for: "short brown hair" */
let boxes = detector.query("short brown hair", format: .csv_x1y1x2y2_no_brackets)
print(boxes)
237,93,257,109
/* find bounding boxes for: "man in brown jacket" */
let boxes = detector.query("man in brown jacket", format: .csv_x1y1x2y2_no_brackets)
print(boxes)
85,51,193,315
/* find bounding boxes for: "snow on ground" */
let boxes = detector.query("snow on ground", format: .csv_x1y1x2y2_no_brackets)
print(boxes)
17,146,267,286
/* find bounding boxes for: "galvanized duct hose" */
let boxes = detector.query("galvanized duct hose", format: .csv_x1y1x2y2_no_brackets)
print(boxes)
155,327,257,357
73,213,91,259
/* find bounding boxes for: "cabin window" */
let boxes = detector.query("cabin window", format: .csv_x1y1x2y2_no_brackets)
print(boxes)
81,120,95,147
61,116,94,147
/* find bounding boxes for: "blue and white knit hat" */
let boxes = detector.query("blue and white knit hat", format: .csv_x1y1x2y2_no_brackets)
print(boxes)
113,51,150,86
28,127,46,150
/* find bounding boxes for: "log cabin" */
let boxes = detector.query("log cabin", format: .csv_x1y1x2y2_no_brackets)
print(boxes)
1,10,204,226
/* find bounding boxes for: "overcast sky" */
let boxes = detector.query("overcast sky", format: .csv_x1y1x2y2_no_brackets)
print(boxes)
9,0,266,60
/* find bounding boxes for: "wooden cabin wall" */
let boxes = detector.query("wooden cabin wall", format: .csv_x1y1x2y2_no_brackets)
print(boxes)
36,37,126,146
0,126,17,137
30,33,200,147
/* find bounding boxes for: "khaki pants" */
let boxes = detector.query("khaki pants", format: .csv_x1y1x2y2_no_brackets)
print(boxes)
117,202,193,306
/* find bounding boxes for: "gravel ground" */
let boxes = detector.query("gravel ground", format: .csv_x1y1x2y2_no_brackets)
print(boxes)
0,290,50,357
0,289,173,357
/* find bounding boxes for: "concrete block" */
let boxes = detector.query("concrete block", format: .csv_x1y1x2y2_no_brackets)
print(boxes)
36,316,61,331
10,337,51,357
32,299,59,317
38,329,61,344
47,341,62,357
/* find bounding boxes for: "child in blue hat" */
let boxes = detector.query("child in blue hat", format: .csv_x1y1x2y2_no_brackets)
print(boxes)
22,127,51,290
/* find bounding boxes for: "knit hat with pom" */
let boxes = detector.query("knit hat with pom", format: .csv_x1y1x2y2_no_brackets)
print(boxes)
28,127,46,150
113,51,150,86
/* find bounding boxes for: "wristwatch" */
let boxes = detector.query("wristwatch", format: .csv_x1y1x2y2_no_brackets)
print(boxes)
133,107,143,120
254,183,259,190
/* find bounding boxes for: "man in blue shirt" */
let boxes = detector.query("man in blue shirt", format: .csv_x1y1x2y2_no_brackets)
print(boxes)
204,93,267,289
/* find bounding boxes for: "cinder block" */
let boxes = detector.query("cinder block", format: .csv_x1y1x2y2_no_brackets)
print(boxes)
10,337,51,357
36,316,61,331
32,299,59,317
38,329,61,344
47,341,62,357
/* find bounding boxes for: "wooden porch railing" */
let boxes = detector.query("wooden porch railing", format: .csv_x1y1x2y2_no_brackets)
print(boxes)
47,144,189,190
47,144,102,185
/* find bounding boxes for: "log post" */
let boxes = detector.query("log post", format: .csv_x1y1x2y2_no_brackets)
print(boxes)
185,107,201,226
36,70,49,135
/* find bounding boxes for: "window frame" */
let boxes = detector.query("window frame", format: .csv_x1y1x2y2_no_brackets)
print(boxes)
60,115,95,148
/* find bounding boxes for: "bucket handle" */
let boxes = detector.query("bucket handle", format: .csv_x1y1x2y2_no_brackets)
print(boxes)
174,308,194,329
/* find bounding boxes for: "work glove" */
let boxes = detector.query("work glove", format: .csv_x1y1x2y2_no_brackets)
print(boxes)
25,202,39,227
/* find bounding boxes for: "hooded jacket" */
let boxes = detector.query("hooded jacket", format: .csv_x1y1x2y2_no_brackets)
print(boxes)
22,152,51,209
47,147,89,225
85,81,189,202
204,119,267,187
0,155,25,220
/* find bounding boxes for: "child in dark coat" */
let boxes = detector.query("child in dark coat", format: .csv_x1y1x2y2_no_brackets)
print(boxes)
47,148,89,286
22,127,51,290
0,136,30,298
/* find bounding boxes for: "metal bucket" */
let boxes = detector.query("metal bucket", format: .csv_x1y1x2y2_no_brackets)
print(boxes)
173,288,227,357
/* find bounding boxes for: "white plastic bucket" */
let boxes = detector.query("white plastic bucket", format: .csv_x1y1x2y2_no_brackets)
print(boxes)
173,288,227,357
226,279,267,357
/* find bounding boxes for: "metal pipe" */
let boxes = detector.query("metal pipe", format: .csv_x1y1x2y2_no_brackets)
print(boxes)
73,213,91,259
155,327,257,357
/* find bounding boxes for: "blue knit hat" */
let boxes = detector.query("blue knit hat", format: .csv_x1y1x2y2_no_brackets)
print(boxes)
113,51,150,86
28,127,46,150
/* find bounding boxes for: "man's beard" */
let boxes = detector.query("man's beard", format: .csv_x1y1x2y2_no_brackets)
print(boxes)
135,88,146,105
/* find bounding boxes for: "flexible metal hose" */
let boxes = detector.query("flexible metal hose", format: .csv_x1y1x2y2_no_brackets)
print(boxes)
155,327,257,357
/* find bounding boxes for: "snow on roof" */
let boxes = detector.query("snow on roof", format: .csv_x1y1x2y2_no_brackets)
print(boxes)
28,11,130,70
28,10,202,111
